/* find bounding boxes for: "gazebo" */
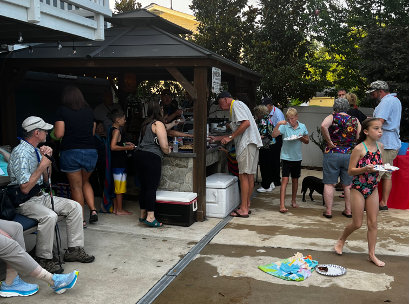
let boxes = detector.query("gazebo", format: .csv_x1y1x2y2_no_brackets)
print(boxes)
0,9,261,221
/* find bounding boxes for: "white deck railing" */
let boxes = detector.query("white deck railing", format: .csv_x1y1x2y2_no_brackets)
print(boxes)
0,0,112,41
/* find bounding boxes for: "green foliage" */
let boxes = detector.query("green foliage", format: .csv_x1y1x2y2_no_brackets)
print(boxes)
135,81,185,99
189,0,408,138
190,0,257,63
313,0,408,138
289,98,303,106
309,126,326,152
114,0,141,13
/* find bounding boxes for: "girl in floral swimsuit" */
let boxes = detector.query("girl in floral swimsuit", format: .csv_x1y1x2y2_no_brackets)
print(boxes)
351,141,382,198
334,118,386,267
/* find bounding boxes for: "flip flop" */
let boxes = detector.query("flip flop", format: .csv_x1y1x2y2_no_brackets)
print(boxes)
143,219,163,227
237,207,251,215
322,212,332,219
230,210,249,218
342,211,352,218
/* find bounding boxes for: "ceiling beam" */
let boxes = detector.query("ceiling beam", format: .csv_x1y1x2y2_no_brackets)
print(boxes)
166,67,197,99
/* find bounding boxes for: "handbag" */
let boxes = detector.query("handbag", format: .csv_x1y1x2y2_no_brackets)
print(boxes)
6,184,42,206
0,187,16,220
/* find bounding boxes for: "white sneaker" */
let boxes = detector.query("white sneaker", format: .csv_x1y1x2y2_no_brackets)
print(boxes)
257,187,268,193
257,183,275,193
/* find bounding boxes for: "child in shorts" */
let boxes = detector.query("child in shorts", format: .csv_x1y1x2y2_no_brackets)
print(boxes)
272,108,309,213
108,109,135,215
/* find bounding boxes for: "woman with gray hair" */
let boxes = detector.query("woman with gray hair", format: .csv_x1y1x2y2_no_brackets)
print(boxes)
320,98,361,218
254,105,276,193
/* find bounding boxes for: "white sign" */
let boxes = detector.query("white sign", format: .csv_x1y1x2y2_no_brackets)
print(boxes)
211,67,221,93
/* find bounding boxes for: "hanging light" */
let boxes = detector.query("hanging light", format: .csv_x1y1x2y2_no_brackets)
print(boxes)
18,32,23,43
72,41,77,54
57,41,62,50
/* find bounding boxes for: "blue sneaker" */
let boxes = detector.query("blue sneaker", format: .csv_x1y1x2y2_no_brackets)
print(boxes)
0,275,39,297
51,270,79,294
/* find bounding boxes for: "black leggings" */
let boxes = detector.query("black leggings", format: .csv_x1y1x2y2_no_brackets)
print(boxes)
135,150,162,212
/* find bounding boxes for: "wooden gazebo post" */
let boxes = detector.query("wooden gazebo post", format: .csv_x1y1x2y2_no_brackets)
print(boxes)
193,67,207,221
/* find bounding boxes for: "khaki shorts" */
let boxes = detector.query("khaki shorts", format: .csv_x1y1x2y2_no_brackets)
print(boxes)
380,149,399,179
237,144,259,174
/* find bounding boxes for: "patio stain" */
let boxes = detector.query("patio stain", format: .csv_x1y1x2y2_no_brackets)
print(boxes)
153,246,408,304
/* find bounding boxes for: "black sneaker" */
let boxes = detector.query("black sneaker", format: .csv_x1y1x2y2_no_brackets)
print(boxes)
36,258,64,274
64,247,95,263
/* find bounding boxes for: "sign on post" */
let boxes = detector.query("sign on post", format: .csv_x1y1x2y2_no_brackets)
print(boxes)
211,67,221,94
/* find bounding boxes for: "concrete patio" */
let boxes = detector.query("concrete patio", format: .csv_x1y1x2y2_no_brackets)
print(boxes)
4,169,408,304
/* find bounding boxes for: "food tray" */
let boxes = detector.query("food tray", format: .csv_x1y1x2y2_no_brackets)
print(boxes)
283,135,302,141
315,264,346,276
374,165,399,172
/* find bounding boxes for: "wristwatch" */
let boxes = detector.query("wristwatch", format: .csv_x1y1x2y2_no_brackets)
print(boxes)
229,135,233,139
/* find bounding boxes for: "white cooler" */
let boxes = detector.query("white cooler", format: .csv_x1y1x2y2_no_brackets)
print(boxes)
206,173,240,218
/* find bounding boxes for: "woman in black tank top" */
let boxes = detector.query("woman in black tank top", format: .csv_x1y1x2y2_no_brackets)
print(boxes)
135,101,171,227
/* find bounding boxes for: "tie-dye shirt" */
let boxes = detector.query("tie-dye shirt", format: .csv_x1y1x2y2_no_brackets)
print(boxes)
325,113,358,154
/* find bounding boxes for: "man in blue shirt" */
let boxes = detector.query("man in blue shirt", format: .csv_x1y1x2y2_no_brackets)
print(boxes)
8,116,95,273
369,80,402,211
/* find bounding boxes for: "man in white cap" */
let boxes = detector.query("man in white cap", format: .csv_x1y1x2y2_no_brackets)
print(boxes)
368,81,402,210
7,116,95,273
211,92,263,217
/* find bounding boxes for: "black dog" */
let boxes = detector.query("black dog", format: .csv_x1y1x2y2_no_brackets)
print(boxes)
301,176,324,205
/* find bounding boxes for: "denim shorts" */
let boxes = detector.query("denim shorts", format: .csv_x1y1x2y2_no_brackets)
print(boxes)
60,149,97,173
322,152,352,185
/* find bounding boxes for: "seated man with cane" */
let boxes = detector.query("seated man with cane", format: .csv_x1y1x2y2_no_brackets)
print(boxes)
7,116,95,274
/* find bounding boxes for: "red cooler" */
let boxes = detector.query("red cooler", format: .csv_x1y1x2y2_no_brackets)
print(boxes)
378,154,409,209
155,191,197,226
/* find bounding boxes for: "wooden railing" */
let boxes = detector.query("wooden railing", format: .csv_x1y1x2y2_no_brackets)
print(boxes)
0,0,112,40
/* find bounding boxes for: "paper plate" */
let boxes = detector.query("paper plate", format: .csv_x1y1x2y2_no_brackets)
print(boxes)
315,264,346,276
283,135,302,141
374,165,399,172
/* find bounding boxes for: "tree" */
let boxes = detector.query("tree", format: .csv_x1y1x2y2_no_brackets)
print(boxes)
243,0,323,107
114,0,142,14
190,0,257,63
314,0,408,138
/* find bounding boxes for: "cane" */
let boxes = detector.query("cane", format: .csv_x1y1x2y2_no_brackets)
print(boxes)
45,155,63,270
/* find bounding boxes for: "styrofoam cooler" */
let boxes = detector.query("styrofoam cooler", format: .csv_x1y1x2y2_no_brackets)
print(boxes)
206,173,240,218
155,191,197,227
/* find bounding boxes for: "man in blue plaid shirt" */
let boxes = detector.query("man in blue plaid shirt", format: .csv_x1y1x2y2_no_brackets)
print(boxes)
8,116,95,273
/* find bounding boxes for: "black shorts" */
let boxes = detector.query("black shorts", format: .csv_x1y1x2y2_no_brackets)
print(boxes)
282,160,302,178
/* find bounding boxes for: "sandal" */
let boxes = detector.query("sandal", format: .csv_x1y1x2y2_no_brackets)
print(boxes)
89,210,98,223
83,220,87,229
322,212,332,219
143,219,163,227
